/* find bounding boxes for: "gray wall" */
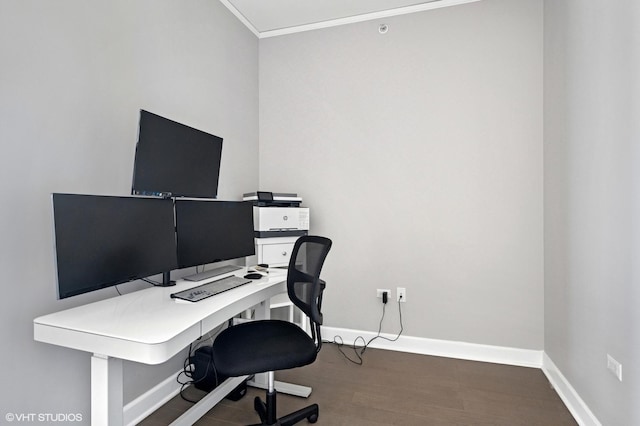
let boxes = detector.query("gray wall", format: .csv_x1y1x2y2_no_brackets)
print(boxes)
0,0,258,418
259,0,544,349
544,1,640,424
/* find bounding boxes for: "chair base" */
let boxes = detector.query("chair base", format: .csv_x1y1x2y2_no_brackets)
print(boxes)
250,392,318,426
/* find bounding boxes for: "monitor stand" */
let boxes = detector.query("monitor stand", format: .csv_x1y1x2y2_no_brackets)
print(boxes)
160,271,176,287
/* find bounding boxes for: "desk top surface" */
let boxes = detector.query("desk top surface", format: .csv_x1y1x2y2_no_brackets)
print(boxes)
34,269,287,346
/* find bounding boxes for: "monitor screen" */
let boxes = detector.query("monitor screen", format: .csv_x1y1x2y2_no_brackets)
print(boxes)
52,194,179,299
175,200,255,269
131,110,223,198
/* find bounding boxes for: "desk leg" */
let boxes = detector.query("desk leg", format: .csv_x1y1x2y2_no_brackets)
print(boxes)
91,354,123,426
169,376,247,426
254,300,270,321
250,300,270,389
247,300,313,398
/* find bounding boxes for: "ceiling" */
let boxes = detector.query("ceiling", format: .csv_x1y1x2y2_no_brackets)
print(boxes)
219,0,481,38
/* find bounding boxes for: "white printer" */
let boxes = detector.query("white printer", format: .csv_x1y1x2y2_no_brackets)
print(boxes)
243,192,309,238
253,206,309,238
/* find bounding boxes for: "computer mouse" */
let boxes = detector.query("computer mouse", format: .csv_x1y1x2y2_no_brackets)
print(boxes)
244,273,263,280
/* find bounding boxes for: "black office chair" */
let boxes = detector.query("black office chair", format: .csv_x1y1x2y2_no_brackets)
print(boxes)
210,235,332,425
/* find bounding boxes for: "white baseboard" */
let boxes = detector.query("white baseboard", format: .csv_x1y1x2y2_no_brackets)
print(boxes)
123,370,183,426
322,326,544,368
542,353,602,426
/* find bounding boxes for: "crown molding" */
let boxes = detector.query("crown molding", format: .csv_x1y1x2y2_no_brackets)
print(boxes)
220,0,482,39
219,0,260,37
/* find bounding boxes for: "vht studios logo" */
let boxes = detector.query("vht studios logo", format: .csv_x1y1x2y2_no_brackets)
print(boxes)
5,412,83,422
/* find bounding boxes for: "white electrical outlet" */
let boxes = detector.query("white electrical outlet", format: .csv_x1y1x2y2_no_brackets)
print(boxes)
607,354,623,381
376,289,391,299
397,287,406,302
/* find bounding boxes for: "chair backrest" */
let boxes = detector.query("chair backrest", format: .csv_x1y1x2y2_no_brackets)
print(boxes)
287,236,332,344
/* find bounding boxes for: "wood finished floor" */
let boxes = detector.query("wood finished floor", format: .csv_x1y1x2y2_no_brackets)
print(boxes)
139,345,577,425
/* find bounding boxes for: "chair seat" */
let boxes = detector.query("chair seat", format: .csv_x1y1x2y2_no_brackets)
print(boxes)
211,320,318,377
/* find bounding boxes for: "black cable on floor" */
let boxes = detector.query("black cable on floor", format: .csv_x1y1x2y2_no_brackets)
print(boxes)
325,299,404,365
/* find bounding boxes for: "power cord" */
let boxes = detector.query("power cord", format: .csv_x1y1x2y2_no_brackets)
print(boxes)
362,297,403,354
177,324,225,403
327,291,404,365
115,277,164,295
326,335,367,365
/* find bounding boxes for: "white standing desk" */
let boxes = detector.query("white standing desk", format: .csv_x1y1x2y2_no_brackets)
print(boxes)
33,269,305,426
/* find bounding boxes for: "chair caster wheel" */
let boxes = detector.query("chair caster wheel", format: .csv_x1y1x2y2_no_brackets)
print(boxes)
307,414,318,423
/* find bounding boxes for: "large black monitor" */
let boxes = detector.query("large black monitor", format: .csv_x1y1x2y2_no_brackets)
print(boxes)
175,200,255,269
52,194,179,299
131,110,223,199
